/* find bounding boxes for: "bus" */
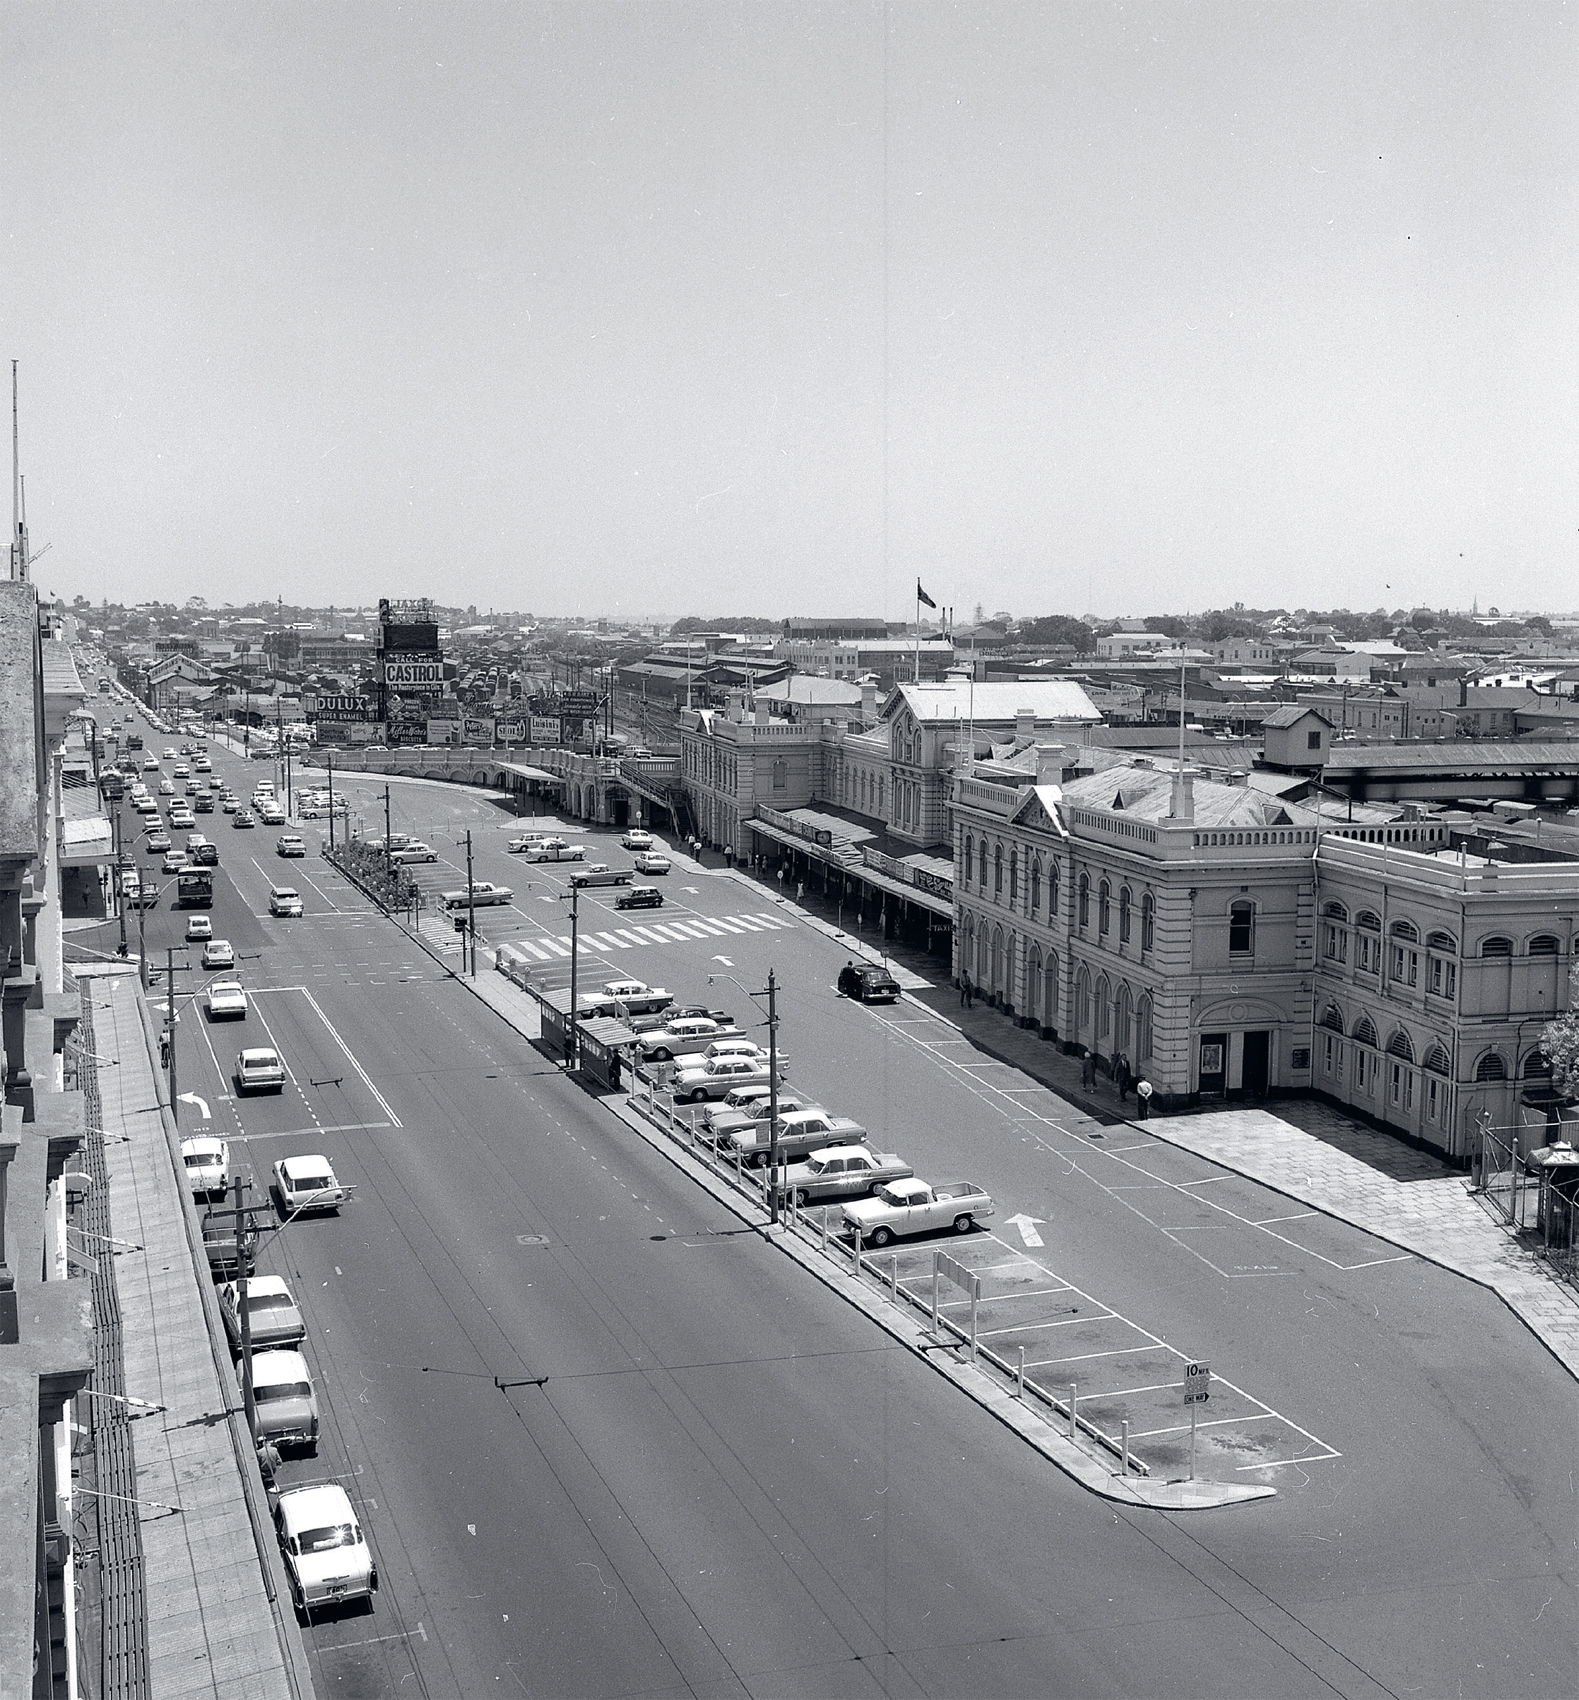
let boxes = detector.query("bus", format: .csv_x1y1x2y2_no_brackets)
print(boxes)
175,867,214,908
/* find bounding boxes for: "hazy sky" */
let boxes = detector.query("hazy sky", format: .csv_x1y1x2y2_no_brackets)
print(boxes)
4,3,1574,622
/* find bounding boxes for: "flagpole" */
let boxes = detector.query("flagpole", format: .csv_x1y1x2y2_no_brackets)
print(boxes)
915,583,921,683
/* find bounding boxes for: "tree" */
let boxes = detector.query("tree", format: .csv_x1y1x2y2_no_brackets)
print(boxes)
1016,614,1095,653
1144,615,1191,640
1540,1013,1579,1099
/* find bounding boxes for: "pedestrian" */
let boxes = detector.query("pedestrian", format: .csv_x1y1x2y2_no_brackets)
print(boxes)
724,843,732,866
1080,1046,1096,1091
796,880,804,903
964,973,974,1010
1114,1051,1132,1101
1136,1077,1153,1120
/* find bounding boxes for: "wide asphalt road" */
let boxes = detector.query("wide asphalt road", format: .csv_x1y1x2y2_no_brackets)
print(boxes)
106,724,1575,1697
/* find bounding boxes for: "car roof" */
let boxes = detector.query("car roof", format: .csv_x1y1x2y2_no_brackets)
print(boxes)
239,1048,279,1063
249,1347,309,1382
279,1154,333,1178
230,1274,292,1300
181,1136,226,1155
278,1482,354,1529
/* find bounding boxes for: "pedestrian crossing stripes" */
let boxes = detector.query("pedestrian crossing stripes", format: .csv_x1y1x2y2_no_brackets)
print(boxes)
506,912,793,963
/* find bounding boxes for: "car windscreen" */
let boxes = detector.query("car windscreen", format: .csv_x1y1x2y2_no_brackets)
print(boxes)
255,1381,313,1402
243,1058,278,1071
298,1522,359,1553
291,1175,334,1193
247,1294,293,1314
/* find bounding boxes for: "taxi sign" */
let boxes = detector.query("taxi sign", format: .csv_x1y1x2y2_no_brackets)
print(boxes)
1183,1361,1211,1404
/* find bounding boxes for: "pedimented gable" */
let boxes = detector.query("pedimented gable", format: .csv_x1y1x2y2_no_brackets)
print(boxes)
1010,784,1067,836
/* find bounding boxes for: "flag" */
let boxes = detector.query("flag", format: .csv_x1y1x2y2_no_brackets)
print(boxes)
916,580,937,610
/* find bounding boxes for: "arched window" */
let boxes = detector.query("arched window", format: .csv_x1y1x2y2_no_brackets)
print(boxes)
1322,1004,1345,1033
1008,850,1018,902
1323,900,1349,921
994,843,1004,897
1528,934,1560,956
1424,1044,1451,1075
1390,920,1418,942
1005,931,1016,1002
963,834,974,884
1356,911,1381,932
1114,983,1132,1054
1229,900,1254,955
1480,936,1513,957
1136,992,1153,1060
1119,886,1132,944
1098,879,1111,935
991,924,1004,992
1523,1052,1553,1078
1387,1030,1414,1062
1030,856,1042,915
1048,860,1060,917
1078,872,1090,928
1426,930,1457,953
1095,974,1110,1039
1352,1015,1378,1048
1140,892,1155,952
1076,964,1091,1031
1475,1051,1507,1082
1044,950,1060,1028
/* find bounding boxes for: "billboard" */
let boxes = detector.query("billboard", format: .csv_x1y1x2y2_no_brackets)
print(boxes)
559,690,599,718
463,717,496,745
382,655,445,691
312,694,372,722
530,715,563,744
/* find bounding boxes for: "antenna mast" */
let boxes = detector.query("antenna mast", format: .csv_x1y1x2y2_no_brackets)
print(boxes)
11,360,26,583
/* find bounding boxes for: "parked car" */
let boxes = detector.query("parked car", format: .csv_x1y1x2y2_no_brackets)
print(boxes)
185,915,213,941
635,1017,743,1064
629,1005,732,1034
201,1211,258,1277
620,828,655,851
615,884,664,910
276,834,306,858
180,1136,230,1200
275,1484,377,1618
728,1108,868,1168
440,882,512,909
206,980,249,1020
514,838,585,862
672,1055,785,1103
270,887,304,917
389,841,436,863
218,1274,305,1351
248,1349,319,1453
840,1179,995,1246
632,852,671,876
568,864,632,889
272,1154,349,1216
201,939,236,969
577,979,673,1017
702,1088,817,1145
840,964,902,1003
235,1047,285,1093
781,1147,915,1207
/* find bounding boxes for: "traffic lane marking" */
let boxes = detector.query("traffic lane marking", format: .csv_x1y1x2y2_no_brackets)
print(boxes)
227,1122,392,1144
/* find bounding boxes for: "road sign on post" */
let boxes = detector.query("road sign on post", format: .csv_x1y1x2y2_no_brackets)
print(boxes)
1183,1361,1211,1403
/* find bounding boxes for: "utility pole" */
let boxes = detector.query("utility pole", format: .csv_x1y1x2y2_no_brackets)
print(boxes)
166,944,178,1125
384,785,392,883
234,1174,257,1438
113,805,128,957
465,829,476,978
566,883,580,1071
766,968,781,1225
326,749,336,853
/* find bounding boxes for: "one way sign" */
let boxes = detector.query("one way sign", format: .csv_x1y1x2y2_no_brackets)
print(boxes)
1183,1361,1211,1404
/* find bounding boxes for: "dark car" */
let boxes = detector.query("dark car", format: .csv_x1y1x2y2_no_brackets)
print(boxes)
629,1005,732,1033
615,885,664,911
201,1212,259,1277
849,964,901,1003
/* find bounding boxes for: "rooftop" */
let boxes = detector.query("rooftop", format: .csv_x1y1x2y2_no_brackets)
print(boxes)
889,678,1101,725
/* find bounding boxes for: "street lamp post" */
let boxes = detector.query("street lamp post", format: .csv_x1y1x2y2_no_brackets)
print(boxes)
709,967,784,1224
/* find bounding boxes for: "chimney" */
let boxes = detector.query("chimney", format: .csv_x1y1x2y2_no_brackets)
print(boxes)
1459,678,1468,708
1168,764,1195,823
1224,770,1248,788
1035,743,1062,785
1015,707,1035,744
860,682,877,722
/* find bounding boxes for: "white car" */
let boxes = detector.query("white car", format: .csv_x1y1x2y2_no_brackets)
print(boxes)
158,777,175,796
218,1274,305,1351
206,980,249,1020
633,851,671,876
202,939,235,969
673,1055,785,1103
162,747,176,760
276,834,306,858
180,1136,230,1199
389,841,436,863
173,763,190,778
620,828,655,851
162,848,190,873
235,1047,285,1093
275,1484,377,1618
440,882,512,909
270,887,304,917
249,1349,319,1453
272,1154,349,1216
185,914,213,941
259,804,287,826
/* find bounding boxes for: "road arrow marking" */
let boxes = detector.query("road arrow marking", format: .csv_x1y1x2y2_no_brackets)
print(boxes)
712,955,733,967
1005,1212,1045,1247
682,886,699,894
177,1092,211,1120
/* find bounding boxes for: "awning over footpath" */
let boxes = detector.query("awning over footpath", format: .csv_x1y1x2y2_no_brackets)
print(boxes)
746,814,953,918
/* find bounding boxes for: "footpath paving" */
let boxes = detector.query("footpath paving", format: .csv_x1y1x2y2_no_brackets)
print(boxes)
82,966,308,1698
